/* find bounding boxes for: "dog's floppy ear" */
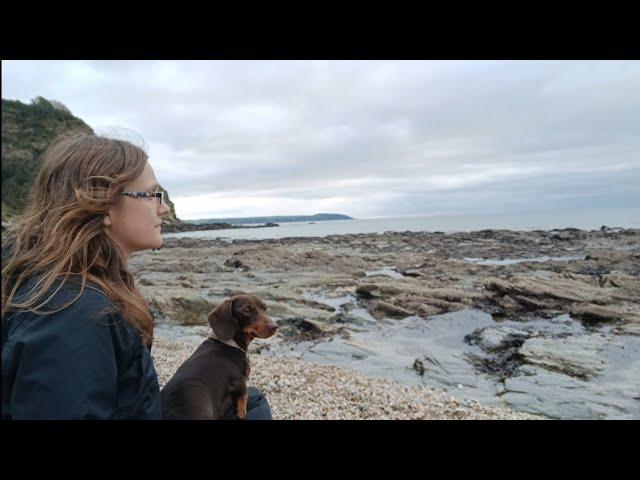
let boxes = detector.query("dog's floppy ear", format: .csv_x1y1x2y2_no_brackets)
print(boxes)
208,298,237,341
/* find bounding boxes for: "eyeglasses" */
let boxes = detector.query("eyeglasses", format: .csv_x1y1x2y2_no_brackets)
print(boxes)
120,191,164,205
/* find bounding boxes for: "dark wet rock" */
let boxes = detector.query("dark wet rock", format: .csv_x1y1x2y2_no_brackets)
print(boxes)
327,312,353,324
509,294,553,311
574,265,612,276
410,353,451,381
161,221,234,233
465,350,524,380
224,257,247,269
162,237,229,249
494,294,526,313
291,298,336,312
464,327,531,380
465,326,532,351
549,228,588,241
370,300,413,319
476,229,498,239
162,221,280,234
400,269,425,278
570,304,628,324
276,317,333,341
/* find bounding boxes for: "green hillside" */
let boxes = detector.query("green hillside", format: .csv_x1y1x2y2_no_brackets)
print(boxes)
2,97,94,220
1,97,181,228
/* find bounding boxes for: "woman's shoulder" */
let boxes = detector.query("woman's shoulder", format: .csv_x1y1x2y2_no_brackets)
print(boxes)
13,275,114,311
7,276,126,334
5,277,139,354
63,279,118,312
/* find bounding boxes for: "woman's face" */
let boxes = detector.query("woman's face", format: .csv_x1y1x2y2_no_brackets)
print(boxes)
105,162,171,260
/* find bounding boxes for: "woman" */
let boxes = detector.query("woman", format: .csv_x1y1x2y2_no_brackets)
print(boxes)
1,132,272,420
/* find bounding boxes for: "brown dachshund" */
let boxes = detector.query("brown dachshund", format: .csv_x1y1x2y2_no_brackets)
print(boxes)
161,294,278,420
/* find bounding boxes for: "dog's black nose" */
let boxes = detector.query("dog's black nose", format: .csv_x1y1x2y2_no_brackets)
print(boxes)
269,325,278,333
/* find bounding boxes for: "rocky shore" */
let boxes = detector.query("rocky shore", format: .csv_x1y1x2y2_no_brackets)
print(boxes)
131,226,640,419
160,220,279,233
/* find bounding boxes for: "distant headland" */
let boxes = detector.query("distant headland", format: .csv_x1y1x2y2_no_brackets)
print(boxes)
185,213,353,225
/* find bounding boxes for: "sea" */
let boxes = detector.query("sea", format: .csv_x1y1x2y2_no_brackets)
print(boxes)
164,206,640,241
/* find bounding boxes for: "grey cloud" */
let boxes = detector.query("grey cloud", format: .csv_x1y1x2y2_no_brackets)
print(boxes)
2,60,639,219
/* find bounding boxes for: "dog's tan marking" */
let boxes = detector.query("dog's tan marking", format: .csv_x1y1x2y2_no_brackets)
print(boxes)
237,391,248,419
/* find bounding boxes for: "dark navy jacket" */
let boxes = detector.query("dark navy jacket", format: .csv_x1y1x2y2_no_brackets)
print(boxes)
1,277,162,419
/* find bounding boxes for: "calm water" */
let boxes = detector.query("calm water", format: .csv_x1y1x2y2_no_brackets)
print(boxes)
165,206,640,241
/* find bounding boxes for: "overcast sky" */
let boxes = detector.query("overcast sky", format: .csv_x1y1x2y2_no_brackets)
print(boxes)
2,60,639,220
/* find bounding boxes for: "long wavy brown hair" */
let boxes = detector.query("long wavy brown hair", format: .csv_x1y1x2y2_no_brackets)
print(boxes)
2,132,155,346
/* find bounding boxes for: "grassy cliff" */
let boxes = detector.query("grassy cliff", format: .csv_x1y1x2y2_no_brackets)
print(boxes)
2,97,94,221
1,97,182,228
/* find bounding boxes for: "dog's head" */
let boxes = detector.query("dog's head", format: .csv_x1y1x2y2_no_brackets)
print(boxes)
208,294,278,344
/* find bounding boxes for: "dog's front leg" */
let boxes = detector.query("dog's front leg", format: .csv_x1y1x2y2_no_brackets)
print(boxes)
236,389,248,419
